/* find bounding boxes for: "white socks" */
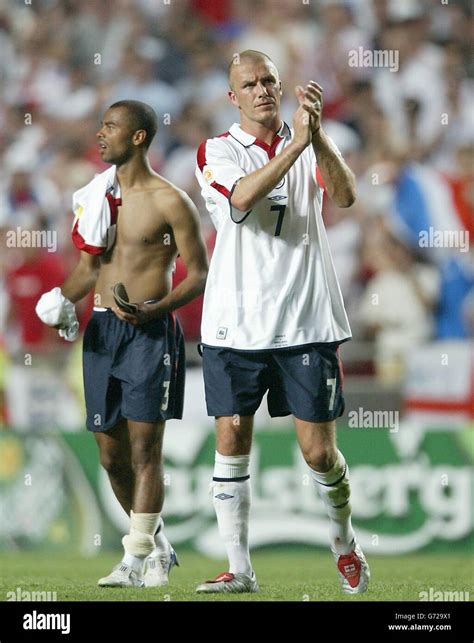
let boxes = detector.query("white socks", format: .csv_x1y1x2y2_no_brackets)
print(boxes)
309,450,355,555
121,510,160,574
210,449,354,569
122,550,144,574
152,516,170,555
212,451,252,576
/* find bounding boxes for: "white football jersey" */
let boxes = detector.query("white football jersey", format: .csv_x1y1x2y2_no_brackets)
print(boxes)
195,121,352,350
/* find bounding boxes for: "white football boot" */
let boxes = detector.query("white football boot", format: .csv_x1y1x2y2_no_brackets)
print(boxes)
196,571,259,594
97,562,144,588
332,540,370,594
144,546,180,588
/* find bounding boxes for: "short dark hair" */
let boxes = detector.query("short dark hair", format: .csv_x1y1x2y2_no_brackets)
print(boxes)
228,49,273,73
109,100,158,149
228,50,276,89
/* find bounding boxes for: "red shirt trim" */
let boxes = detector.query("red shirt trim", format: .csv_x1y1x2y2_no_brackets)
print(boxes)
197,135,232,197
71,193,121,254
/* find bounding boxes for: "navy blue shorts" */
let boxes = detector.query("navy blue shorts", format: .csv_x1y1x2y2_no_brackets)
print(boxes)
202,343,345,422
83,309,185,431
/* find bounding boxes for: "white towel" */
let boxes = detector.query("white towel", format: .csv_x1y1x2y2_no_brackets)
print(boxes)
35,287,79,342
71,166,121,254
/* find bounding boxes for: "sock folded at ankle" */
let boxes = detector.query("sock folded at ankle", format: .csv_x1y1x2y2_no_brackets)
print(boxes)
122,510,161,571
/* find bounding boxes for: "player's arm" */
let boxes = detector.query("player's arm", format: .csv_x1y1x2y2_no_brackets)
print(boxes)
230,105,312,212
299,81,356,208
60,251,101,303
311,128,356,207
156,191,208,315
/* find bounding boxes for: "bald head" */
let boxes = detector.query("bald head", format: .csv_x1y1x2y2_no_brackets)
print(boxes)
227,50,282,128
228,50,278,90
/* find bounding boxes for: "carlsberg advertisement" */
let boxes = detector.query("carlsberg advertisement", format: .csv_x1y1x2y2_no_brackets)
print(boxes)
0,369,472,556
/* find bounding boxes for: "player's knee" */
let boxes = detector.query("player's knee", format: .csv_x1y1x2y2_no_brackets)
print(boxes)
130,442,161,471
99,451,131,478
216,424,252,455
217,435,251,456
302,446,338,473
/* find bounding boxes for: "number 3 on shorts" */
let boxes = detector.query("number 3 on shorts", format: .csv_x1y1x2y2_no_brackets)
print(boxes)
326,377,336,411
161,380,170,411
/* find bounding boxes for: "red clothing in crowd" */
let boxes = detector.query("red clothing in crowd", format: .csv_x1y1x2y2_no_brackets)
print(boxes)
191,0,232,24
445,175,474,237
7,250,66,348
172,229,216,341
8,249,93,348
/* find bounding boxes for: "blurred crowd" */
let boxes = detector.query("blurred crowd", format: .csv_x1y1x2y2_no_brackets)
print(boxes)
1,0,473,398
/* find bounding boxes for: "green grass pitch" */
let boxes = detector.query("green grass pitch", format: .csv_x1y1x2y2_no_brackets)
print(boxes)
0,550,472,601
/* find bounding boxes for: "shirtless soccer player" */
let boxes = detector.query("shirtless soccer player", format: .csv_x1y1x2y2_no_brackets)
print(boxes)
38,100,208,588
195,51,370,594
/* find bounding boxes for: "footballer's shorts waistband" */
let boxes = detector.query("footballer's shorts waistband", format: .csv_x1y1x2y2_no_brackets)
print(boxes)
93,298,159,312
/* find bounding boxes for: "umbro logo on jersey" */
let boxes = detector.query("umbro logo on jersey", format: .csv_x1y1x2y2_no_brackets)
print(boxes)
268,195,286,201
214,493,234,500
216,327,227,339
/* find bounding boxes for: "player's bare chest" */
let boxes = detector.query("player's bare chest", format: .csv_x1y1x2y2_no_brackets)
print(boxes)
115,196,171,246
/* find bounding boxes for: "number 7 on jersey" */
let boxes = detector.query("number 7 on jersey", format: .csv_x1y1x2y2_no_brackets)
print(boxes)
270,204,287,237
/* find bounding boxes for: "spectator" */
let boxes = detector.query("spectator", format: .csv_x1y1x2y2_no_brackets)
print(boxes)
6,244,66,353
358,220,440,383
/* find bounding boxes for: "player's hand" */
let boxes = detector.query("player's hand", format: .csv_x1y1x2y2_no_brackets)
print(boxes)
295,81,323,135
112,302,162,325
292,103,312,150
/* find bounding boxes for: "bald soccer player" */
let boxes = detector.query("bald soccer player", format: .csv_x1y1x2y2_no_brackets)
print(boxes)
194,51,369,594
39,100,208,588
